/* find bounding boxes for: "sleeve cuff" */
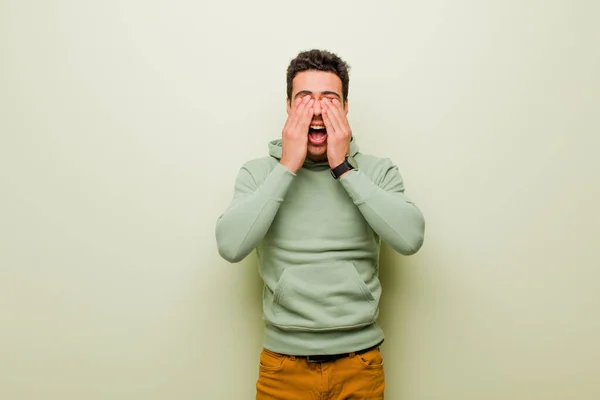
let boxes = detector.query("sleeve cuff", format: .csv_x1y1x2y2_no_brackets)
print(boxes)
338,169,379,205
257,162,296,201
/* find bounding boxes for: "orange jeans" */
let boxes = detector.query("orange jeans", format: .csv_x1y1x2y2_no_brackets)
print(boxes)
256,346,385,399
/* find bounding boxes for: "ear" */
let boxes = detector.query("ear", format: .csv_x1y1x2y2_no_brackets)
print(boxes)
286,98,291,115
344,98,349,115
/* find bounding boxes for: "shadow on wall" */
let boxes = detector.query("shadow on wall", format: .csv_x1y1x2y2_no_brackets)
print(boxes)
377,243,421,352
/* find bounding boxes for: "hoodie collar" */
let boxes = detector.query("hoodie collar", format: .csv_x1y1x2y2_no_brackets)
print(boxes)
268,135,360,168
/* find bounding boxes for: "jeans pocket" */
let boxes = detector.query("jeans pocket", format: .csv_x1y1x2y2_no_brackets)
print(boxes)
259,348,287,372
355,347,384,369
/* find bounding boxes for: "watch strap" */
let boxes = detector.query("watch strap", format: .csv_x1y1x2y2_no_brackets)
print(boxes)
330,158,354,179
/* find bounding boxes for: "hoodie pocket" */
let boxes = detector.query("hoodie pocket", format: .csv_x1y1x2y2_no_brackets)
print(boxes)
269,262,377,331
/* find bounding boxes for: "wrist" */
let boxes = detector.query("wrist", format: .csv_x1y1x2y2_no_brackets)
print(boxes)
330,155,358,180
337,170,351,179
328,156,346,169
280,158,300,174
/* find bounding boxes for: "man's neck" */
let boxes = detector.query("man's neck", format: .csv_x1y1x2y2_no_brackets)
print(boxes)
307,155,327,163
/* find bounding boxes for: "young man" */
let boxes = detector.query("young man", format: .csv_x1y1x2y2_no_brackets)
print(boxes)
215,49,425,399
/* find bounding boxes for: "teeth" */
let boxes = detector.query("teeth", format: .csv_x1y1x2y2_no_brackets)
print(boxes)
310,125,326,130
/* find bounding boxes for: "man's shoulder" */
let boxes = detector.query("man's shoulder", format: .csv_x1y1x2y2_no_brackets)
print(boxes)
355,152,397,172
241,156,278,170
238,156,280,181
354,152,406,188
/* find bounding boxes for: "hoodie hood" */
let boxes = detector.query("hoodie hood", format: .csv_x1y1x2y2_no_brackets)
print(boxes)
268,135,360,168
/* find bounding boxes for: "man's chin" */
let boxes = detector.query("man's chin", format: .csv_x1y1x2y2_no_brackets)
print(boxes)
307,146,327,162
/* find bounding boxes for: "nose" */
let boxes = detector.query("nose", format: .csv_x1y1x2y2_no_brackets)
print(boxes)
313,98,322,116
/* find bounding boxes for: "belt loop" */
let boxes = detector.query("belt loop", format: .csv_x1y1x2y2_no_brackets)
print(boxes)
289,355,296,361
348,352,356,358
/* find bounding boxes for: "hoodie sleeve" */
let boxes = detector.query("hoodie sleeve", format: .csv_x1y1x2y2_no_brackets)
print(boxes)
338,158,425,255
215,162,296,263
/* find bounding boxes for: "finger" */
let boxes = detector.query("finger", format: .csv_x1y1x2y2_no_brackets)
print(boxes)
330,99,352,131
306,103,315,126
322,101,336,135
332,100,351,131
322,98,344,134
297,99,314,130
289,96,311,127
331,98,345,111
327,99,346,123
290,96,303,113
294,95,310,106
283,97,304,132
300,95,311,107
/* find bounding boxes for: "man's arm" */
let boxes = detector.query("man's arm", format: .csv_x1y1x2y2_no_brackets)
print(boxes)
339,159,425,255
321,98,425,255
216,95,314,263
215,162,295,263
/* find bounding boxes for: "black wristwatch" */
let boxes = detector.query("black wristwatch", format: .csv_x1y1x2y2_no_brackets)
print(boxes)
330,156,358,179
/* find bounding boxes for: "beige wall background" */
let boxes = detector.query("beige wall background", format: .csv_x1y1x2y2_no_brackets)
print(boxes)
1,1,599,399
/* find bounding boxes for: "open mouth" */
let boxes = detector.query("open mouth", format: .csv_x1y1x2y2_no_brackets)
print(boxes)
308,125,327,145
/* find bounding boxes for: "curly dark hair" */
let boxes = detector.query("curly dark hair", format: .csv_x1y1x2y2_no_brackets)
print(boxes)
286,49,351,104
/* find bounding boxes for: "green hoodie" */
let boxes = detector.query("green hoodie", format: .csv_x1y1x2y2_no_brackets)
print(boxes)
215,136,425,355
